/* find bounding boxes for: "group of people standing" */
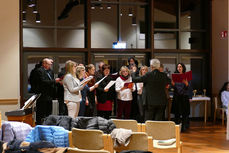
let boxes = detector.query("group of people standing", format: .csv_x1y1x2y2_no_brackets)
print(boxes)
29,57,193,132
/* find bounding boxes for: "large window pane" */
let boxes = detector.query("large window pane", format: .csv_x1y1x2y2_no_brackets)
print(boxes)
57,29,84,48
22,0,85,48
22,0,55,26
180,32,205,49
181,0,205,30
23,28,55,47
91,4,118,48
91,0,147,49
154,0,178,29
120,4,146,49
154,31,177,49
57,0,85,27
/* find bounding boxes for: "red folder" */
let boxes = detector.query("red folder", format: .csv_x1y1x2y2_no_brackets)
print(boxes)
172,71,192,83
124,82,133,89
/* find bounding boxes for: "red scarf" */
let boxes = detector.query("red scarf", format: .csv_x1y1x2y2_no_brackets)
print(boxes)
120,75,129,81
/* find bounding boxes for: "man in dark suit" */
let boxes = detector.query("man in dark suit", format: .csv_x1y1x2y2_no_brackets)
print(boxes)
131,59,171,121
35,58,61,124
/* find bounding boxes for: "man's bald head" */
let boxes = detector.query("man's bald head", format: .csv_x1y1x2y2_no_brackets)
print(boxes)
43,58,53,70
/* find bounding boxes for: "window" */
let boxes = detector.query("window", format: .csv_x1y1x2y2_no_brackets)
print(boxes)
154,0,208,50
91,0,148,49
22,0,85,48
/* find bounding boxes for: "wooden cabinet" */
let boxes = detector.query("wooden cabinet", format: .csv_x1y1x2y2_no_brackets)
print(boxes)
7,113,35,127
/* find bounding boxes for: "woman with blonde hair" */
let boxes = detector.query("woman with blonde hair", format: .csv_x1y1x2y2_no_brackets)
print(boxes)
63,61,87,118
136,66,148,122
77,65,94,116
115,66,135,119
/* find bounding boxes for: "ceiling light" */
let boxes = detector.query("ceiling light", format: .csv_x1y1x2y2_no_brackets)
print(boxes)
33,7,38,13
132,17,137,26
36,13,41,23
22,13,26,23
91,5,95,9
128,8,133,17
28,0,35,7
107,5,111,9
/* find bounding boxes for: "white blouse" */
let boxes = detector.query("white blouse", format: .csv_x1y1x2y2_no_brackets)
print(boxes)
221,90,229,115
115,76,136,101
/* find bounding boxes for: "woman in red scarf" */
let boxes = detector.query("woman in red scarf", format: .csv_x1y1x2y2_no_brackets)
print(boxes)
115,66,135,119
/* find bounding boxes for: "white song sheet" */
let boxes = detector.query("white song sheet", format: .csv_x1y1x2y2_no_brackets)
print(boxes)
104,80,116,90
80,76,93,85
95,76,107,86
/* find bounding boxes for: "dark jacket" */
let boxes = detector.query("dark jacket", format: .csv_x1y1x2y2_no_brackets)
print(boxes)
43,115,116,134
96,75,115,104
171,81,192,115
36,67,56,101
72,116,116,134
43,115,73,131
29,64,42,94
132,69,171,106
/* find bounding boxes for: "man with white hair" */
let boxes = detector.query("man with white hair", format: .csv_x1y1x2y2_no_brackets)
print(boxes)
36,58,61,124
131,59,170,121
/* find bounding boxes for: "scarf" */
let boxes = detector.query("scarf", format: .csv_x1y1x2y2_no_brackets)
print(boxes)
120,75,129,81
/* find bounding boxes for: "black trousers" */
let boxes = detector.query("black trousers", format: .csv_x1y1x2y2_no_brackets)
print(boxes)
144,105,166,121
36,99,52,125
97,111,111,120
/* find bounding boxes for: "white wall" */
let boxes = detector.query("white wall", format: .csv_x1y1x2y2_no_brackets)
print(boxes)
0,1,20,120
